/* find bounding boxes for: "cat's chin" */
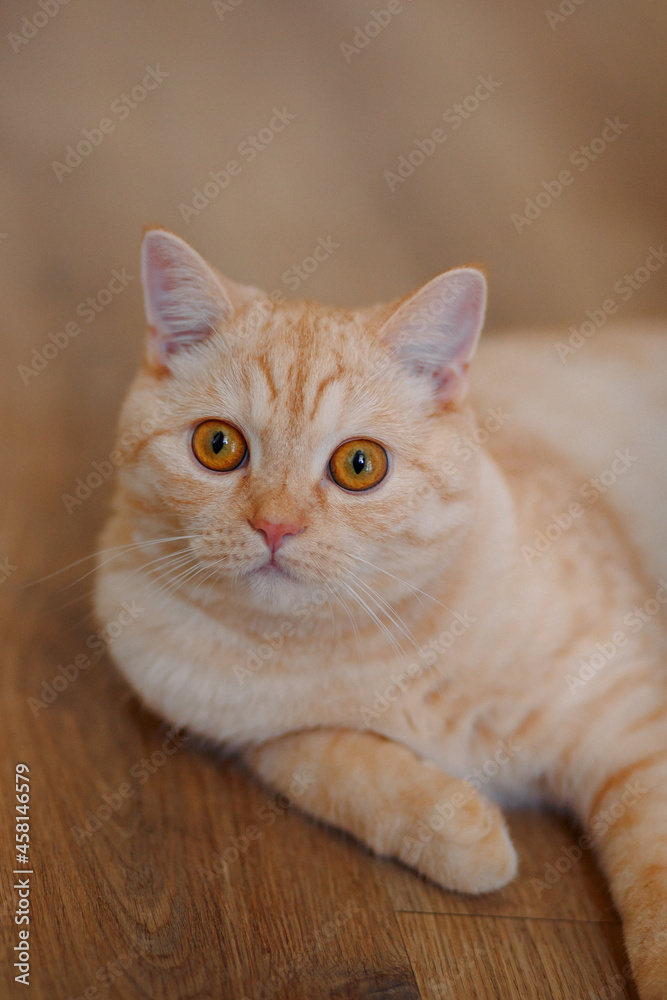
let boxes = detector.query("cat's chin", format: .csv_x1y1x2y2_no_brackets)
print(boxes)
242,561,318,613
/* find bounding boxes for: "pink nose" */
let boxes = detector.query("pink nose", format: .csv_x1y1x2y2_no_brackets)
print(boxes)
251,518,304,554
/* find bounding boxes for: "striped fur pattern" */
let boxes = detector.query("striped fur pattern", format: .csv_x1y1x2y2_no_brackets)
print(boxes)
95,230,667,998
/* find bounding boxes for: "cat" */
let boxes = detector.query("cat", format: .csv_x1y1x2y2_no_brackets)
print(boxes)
94,227,667,999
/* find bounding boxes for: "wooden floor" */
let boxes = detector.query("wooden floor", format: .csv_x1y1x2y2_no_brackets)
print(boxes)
2,1,665,996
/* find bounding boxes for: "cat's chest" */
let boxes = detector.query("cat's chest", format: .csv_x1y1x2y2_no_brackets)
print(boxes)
109,588,473,749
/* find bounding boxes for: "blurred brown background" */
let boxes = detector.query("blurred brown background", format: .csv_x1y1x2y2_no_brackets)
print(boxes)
3,0,666,587
0,3,664,998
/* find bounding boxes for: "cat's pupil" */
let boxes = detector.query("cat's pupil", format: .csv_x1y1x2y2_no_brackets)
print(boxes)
211,431,227,454
352,450,366,474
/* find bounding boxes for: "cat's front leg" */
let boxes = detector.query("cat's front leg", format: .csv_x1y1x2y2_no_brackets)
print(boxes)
572,726,667,999
243,728,517,893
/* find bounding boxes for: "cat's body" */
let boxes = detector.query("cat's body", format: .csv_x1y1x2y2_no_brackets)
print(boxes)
95,230,667,998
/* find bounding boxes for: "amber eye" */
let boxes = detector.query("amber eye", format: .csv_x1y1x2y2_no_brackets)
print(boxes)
329,439,388,492
192,420,247,472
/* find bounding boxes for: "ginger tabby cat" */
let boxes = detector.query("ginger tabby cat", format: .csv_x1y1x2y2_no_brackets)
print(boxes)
95,229,667,998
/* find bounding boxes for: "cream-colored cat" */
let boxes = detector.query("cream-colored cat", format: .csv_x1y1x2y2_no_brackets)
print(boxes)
95,228,667,998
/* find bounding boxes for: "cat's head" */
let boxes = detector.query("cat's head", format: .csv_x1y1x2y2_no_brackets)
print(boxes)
112,229,487,618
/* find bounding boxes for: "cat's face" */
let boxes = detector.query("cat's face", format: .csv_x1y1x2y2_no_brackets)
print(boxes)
113,230,487,617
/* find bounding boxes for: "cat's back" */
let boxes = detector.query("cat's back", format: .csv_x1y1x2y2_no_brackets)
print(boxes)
470,323,667,583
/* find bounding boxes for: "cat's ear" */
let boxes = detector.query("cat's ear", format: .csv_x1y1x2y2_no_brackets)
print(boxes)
378,267,487,407
141,228,258,369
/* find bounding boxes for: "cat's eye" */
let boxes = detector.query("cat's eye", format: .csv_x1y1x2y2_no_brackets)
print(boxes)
329,439,388,492
192,419,247,472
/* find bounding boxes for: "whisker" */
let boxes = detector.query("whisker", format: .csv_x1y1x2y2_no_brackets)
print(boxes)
26,535,198,588
348,574,450,704
343,551,459,615
198,564,229,609
184,561,227,606
65,538,197,592
341,582,405,659
326,584,361,657
123,548,196,582
96,551,198,606
346,570,420,651
137,556,203,601
324,593,336,645
156,553,222,597
50,548,196,614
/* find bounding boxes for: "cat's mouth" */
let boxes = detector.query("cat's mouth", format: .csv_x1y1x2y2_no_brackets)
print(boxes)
253,557,294,581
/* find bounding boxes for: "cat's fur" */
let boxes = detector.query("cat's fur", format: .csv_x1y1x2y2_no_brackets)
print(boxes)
95,228,667,998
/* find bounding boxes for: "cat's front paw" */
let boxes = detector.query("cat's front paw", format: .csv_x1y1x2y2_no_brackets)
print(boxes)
398,788,517,894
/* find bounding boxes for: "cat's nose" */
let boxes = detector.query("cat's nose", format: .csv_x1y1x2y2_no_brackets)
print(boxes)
250,518,304,554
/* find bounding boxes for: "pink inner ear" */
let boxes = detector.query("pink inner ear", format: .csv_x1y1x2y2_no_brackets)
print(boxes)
379,267,487,407
141,230,233,365
432,361,471,406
